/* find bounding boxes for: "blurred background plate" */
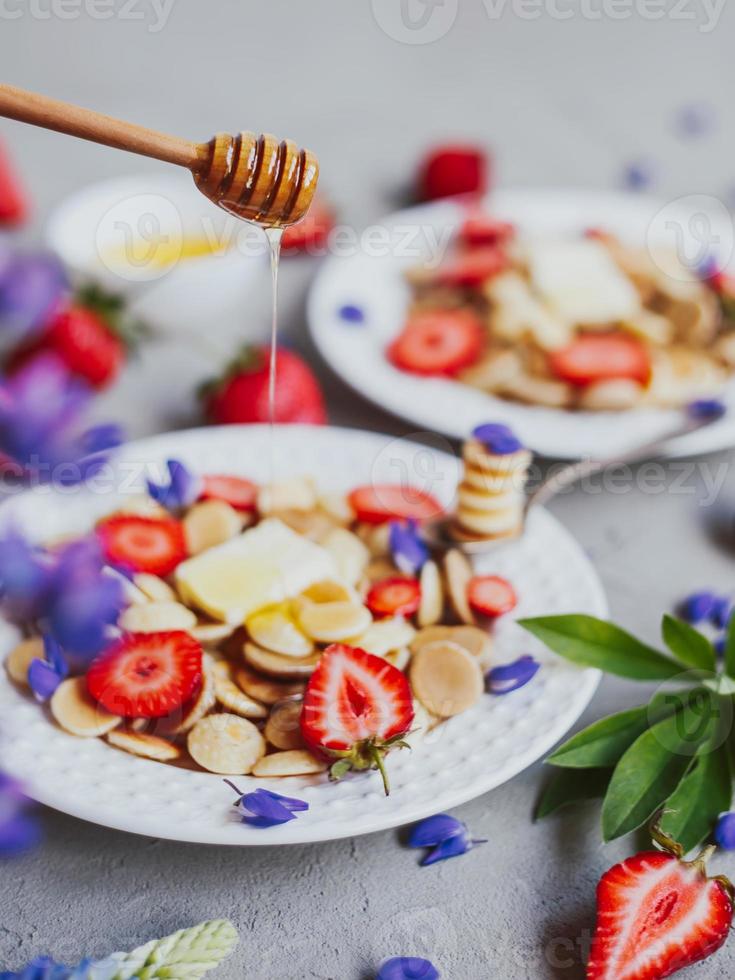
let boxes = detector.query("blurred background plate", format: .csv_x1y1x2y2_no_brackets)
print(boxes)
309,188,735,459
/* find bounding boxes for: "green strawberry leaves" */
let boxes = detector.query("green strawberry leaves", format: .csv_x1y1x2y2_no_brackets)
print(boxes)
518,615,682,680
523,612,733,850
109,920,238,980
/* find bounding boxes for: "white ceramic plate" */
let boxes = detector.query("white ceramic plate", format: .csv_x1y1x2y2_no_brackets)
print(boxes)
0,425,606,845
309,188,735,459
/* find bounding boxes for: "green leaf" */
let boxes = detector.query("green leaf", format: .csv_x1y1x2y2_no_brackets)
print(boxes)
110,920,238,980
726,612,735,680
536,768,611,819
661,615,715,672
548,707,651,768
602,693,718,841
519,615,683,681
659,741,732,853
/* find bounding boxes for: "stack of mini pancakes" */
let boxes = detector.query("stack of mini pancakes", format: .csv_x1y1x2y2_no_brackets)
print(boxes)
452,424,532,542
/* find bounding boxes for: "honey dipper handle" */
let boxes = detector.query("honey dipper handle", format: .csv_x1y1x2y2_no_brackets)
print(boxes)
0,84,207,172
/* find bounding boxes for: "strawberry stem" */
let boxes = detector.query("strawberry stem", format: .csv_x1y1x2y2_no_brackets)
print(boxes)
371,745,391,796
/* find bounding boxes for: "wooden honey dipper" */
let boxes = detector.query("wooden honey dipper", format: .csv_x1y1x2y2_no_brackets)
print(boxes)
0,84,318,227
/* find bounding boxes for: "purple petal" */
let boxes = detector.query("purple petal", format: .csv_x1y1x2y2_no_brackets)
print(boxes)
42,634,68,678
715,812,735,850
338,304,365,324
0,529,53,621
687,399,726,423
679,591,719,624
389,520,428,576
485,655,540,695
0,813,42,857
27,659,63,701
676,102,716,139
0,252,67,349
238,791,298,824
376,958,439,980
147,459,199,511
420,832,478,866
472,422,523,455
623,159,657,192
408,814,465,848
254,788,309,812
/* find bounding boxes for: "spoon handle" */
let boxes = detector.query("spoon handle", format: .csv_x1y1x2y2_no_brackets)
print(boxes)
0,84,205,171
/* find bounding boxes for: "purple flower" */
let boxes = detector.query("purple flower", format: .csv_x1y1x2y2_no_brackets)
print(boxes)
0,250,67,352
147,459,200,511
0,529,54,620
376,958,439,980
389,520,428,576
472,422,524,456
679,591,719,625
407,813,486,866
46,539,125,658
338,304,365,324
687,399,726,423
713,596,732,630
623,159,657,192
714,812,735,850
0,957,116,980
0,774,41,857
485,655,540,695
0,355,123,484
225,782,308,828
28,634,68,701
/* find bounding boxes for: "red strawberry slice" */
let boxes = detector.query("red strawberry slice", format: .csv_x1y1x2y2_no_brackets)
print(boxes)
418,144,489,201
87,631,203,719
549,334,651,387
467,575,517,617
434,247,508,288
459,213,515,248
281,199,335,254
97,515,187,576
200,474,258,512
348,484,443,525
301,643,414,794
587,838,733,979
0,139,28,226
367,577,421,618
388,309,485,376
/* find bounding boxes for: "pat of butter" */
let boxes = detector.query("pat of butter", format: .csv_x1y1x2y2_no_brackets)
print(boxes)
175,518,338,624
527,239,641,324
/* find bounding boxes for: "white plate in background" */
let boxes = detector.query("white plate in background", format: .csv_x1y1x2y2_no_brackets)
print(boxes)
309,188,735,458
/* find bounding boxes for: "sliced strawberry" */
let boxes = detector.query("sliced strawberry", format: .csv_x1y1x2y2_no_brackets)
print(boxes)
87,631,203,719
388,309,485,376
418,144,489,201
281,199,335,254
97,515,187,576
459,213,515,248
588,836,734,980
200,474,258,512
367,577,421,618
548,334,651,387
349,484,443,525
300,643,414,794
0,139,28,226
433,247,508,288
467,575,517,617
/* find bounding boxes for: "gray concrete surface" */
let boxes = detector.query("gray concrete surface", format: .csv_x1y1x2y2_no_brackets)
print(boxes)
3,2,735,977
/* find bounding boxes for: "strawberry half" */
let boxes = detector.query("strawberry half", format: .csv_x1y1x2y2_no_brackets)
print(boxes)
200,474,258,512
388,309,485,376
97,515,187,576
348,484,443,525
433,247,509,289
587,829,734,980
366,577,421,618
467,575,517,617
459,213,515,249
300,643,414,795
87,631,203,718
548,333,651,387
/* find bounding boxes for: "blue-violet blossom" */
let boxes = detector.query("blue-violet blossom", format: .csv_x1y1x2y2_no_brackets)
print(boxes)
407,813,486,866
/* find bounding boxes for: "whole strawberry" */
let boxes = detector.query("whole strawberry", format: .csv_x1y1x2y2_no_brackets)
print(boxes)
203,345,327,425
9,284,143,389
587,826,733,979
0,138,28,227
